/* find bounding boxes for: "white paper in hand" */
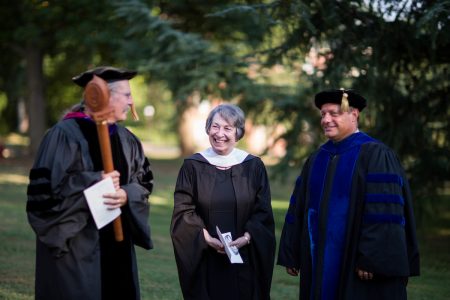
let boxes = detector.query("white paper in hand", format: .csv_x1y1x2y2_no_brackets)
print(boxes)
83,177,121,229
216,226,243,264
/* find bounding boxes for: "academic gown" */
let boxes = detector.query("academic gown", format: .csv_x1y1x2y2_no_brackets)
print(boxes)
277,132,420,300
26,117,153,300
171,153,276,300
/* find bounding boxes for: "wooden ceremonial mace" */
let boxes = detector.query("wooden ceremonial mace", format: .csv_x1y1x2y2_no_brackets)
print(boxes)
84,75,124,242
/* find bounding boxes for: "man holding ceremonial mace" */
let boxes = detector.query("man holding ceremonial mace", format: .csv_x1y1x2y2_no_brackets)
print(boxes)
26,66,154,300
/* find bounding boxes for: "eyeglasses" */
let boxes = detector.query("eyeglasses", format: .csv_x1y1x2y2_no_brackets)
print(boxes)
112,91,132,100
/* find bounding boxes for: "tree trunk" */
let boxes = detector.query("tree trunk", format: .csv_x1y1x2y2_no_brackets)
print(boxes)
176,91,209,157
26,44,46,156
177,105,197,156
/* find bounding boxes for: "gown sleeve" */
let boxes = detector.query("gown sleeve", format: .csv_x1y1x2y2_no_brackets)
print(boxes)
277,157,313,269
26,124,101,258
357,143,420,277
244,159,275,236
120,130,154,250
244,158,276,299
170,160,208,293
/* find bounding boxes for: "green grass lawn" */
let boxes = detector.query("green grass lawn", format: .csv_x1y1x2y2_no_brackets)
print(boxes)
0,157,449,299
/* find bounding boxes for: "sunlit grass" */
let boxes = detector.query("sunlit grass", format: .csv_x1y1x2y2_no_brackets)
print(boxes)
0,173,29,185
3,133,29,146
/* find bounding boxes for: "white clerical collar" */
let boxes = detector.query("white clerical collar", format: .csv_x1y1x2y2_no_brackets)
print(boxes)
199,147,249,168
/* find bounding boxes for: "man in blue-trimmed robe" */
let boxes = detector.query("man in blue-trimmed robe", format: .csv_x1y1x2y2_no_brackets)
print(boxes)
277,89,420,300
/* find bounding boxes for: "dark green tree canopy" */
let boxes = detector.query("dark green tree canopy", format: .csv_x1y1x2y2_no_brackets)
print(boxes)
209,0,449,207
0,0,448,212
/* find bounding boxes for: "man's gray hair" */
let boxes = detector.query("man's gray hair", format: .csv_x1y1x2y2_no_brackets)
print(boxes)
205,104,246,140
107,81,122,92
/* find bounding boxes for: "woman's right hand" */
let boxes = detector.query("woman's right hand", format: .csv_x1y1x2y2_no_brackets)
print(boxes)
203,229,225,254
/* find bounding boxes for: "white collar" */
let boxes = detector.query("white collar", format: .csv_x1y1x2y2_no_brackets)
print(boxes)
199,147,249,167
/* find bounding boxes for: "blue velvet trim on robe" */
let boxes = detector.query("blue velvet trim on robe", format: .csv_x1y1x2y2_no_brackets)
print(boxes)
365,194,404,205
308,150,330,297
364,172,405,228
308,132,376,300
289,176,302,205
285,212,295,224
289,194,296,205
366,173,403,187
321,145,361,300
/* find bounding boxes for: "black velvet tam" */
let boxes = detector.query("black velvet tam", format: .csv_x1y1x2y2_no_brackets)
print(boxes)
72,66,137,87
314,89,367,111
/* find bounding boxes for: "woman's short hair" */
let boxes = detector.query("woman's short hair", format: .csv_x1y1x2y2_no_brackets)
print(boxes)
205,104,246,140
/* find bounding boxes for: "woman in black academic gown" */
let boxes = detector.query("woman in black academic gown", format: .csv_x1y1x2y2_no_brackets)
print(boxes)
170,104,276,300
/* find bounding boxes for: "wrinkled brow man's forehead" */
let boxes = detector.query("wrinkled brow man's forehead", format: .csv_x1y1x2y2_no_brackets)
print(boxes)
320,104,342,112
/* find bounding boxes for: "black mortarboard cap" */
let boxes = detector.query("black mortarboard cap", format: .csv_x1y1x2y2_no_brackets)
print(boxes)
314,89,367,111
72,66,137,87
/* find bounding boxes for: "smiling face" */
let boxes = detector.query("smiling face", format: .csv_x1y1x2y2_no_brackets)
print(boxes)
108,80,133,123
208,113,237,155
320,103,359,142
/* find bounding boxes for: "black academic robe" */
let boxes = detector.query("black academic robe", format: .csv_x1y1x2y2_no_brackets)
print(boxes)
26,118,153,300
278,132,420,300
171,154,276,300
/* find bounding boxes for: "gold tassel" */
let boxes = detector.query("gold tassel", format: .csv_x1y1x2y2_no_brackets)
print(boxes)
340,89,349,112
130,103,139,121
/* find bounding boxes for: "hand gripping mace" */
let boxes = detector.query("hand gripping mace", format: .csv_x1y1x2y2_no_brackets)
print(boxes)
84,75,124,242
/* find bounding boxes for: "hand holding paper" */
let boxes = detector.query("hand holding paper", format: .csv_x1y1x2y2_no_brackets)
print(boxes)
84,177,121,229
102,188,128,210
216,226,243,264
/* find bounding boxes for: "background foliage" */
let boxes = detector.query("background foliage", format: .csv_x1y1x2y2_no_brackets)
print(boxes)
1,0,448,209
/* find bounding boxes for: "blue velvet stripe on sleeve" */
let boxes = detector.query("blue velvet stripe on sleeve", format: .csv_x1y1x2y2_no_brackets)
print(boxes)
364,173,405,226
